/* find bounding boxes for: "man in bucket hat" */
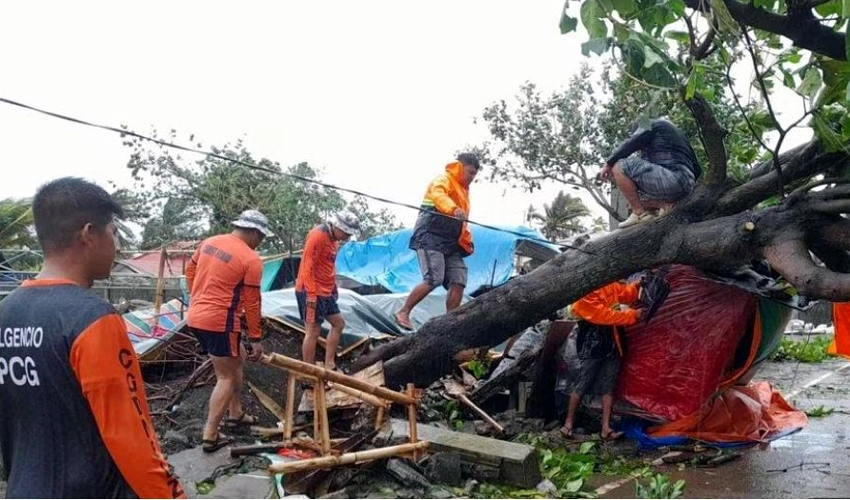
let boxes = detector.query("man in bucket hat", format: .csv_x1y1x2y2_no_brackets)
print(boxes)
185,209,273,452
296,210,361,372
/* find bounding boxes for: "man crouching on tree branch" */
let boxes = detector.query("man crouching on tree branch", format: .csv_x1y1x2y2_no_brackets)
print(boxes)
559,277,645,441
599,118,701,228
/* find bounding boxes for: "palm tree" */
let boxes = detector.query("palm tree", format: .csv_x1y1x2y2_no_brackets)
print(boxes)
0,198,37,249
526,191,590,241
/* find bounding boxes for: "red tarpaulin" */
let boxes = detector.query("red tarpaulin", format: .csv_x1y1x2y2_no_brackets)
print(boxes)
616,265,757,422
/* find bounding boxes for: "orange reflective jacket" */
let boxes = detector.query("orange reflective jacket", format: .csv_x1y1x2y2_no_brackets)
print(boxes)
409,161,474,256
572,282,640,357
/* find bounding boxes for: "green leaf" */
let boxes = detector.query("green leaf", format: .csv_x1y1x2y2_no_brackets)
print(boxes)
754,0,777,9
613,23,630,42
581,0,608,38
560,0,579,35
798,66,823,101
664,30,691,44
844,0,850,16
668,0,686,16
814,0,840,15
612,0,636,16
685,70,697,99
565,479,584,493
581,37,613,56
579,441,596,454
643,45,664,68
781,69,796,89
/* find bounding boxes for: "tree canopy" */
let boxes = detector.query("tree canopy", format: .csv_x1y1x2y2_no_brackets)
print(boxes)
121,130,400,252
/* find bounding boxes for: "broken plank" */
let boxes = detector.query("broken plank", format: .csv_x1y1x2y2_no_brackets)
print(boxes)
388,419,541,488
248,381,284,420
231,442,286,458
468,346,541,406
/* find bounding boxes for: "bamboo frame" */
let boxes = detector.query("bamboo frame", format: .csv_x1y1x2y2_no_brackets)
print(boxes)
266,351,425,475
261,353,416,405
268,442,429,474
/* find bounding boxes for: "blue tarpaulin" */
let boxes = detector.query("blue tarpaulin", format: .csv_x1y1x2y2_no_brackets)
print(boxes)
335,225,558,294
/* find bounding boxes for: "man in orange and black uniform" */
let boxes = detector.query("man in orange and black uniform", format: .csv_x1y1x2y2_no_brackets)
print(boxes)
295,211,361,371
559,279,645,441
395,153,479,330
186,209,272,452
0,177,185,498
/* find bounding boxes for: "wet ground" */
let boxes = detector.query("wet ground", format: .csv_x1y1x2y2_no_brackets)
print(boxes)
600,357,850,499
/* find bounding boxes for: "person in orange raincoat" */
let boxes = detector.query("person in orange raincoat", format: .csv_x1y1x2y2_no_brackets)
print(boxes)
559,279,645,441
394,153,480,330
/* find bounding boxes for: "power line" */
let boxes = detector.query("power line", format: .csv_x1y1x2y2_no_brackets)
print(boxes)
1,97,572,249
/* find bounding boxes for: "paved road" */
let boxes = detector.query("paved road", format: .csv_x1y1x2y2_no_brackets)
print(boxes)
600,358,850,498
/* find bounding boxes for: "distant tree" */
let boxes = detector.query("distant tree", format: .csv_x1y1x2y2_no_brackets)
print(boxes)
122,131,400,253
526,191,590,240
0,198,36,249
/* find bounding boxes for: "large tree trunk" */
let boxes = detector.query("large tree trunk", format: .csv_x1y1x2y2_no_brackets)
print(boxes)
353,138,850,387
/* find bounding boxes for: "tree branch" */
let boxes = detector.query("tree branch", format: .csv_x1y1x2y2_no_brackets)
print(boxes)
684,92,729,185
717,142,850,215
684,0,847,60
764,239,850,301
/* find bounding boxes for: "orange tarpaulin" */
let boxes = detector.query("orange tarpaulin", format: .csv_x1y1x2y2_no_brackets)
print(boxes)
646,381,807,443
827,303,850,360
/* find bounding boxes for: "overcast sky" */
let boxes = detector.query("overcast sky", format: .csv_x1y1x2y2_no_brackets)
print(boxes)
0,1,811,230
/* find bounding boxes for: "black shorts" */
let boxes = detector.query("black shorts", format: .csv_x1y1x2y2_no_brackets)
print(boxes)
192,327,240,357
295,290,341,324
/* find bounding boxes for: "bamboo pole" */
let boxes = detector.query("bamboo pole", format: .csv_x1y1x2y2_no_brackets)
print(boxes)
268,442,429,474
458,393,504,433
284,376,296,440
151,246,167,334
375,405,386,430
261,353,416,405
406,383,419,460
329,382,389,409
315,363,331,455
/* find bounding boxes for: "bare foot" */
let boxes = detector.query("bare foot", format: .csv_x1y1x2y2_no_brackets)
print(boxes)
394,311,413,330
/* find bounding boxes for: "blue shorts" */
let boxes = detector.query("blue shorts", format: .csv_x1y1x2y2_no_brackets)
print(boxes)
295,290,341,324
192,327,241,358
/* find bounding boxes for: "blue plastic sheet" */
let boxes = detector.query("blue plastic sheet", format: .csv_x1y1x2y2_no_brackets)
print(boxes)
336,225,558,294
619,417,802,450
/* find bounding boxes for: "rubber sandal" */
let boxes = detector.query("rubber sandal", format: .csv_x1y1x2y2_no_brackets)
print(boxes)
202,433,233,453
602,430,624,441
224,413,258,428
394,312,413,331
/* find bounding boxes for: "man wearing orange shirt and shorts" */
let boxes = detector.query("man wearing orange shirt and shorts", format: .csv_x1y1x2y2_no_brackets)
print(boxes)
186,210,272,452
295,211,360,372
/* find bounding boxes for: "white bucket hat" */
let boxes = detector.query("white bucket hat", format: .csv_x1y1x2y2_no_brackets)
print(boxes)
232,209,274,237
329,210,361,236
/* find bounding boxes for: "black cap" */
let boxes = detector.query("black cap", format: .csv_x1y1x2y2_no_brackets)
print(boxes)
457,152,481,170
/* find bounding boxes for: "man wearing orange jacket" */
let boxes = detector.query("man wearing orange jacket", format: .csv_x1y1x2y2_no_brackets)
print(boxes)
560,279,644,441
0,177,185,498
395,153,480,330
186,210,272,452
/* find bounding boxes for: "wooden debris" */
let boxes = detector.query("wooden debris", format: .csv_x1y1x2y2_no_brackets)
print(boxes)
337,336,369,358
248,382,284,421
468,346,541,406
284,431,378,495
444,379,504,434
231,442,286,458
268,442,430,474
261,353,416,405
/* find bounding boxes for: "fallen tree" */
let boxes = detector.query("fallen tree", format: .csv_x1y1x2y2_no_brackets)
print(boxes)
352,0,850,388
